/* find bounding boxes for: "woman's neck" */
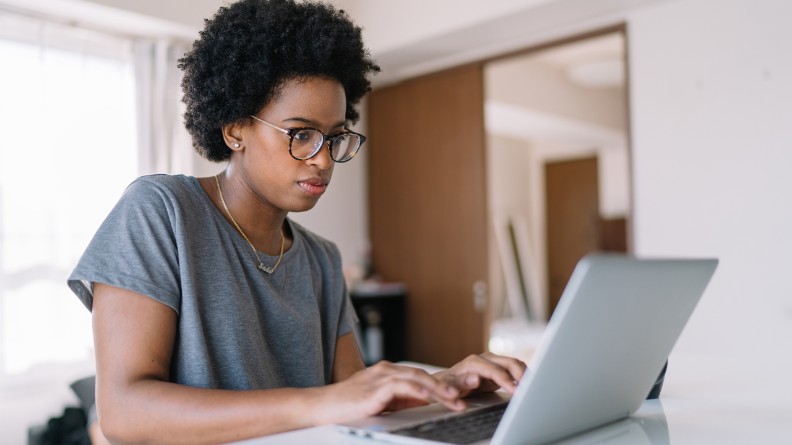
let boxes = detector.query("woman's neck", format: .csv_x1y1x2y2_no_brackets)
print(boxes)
202,173,289,255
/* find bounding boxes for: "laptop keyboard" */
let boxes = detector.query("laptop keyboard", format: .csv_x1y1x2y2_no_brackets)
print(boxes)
390,403,508,444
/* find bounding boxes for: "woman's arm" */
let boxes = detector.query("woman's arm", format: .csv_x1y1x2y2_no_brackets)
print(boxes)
93,284,466,445
331,332,366,382
93,283,326,444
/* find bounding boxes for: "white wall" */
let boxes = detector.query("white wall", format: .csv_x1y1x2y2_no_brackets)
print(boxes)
627,0,792,372
77,0,218,30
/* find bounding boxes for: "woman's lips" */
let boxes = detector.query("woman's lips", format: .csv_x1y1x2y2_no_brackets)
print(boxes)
298,178,329,196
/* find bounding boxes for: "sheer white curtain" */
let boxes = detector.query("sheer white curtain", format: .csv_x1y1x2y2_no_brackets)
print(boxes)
0,10,196,442
0,12,138,384
0,14,194,383
134,39,194,175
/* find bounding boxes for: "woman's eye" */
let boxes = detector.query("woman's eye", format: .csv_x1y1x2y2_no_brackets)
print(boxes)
293,130,312,142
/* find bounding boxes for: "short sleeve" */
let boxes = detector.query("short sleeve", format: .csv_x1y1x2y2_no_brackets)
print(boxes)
68,177,181,313
337,282,358,338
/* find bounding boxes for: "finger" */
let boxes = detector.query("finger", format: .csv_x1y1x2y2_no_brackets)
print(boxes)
370,365,464,409
480,353,528,383
391,366,462,400
431,372,478,398
456,357,520,393
451,372,480,392
475,353,528,383
375,378,432,406
383,377,467,412
462,373,480,389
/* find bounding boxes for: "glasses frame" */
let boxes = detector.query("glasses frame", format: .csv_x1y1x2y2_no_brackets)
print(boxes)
249,115,365,163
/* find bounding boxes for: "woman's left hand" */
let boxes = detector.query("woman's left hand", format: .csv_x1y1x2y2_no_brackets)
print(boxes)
434,352,528,398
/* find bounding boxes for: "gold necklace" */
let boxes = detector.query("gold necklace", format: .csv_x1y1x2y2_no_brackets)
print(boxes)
215,175,285,274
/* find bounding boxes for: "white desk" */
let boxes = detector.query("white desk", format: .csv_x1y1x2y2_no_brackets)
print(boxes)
230,354,792,444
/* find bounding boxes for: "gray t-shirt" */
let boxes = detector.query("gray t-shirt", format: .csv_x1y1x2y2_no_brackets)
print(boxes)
68,174,353,390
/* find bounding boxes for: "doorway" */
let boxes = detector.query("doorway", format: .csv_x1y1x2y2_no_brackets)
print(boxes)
484,30,632,321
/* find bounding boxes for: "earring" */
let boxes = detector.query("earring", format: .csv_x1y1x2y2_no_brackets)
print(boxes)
233,143,240,148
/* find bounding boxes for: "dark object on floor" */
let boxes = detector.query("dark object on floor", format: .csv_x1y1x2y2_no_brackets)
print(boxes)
40,407,90,445
28,375,95,445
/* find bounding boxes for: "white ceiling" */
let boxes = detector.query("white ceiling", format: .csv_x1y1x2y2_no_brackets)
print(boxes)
365,0,662,87
531,32,625,89
485,31,626,150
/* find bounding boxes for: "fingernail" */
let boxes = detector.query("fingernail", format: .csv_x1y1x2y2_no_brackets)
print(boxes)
466,375,478,386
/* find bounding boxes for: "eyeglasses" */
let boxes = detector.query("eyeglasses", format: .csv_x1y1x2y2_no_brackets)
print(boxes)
249,115,365,163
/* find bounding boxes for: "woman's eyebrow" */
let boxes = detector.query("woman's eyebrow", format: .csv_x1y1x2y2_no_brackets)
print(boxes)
284,116,346,129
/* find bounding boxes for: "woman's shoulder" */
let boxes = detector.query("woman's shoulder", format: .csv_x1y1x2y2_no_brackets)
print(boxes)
127,174,196,193
289,219,341,260
122,174,201,204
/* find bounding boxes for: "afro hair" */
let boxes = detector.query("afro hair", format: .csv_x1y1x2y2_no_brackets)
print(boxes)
178,0,380,162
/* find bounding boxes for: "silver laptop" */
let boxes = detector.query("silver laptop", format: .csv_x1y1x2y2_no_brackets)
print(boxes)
337,254,717,445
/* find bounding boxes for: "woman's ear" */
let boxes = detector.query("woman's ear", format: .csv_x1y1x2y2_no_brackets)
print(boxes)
222,122,245,151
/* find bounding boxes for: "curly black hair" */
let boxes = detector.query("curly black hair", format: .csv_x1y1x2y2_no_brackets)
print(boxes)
178,0,380,162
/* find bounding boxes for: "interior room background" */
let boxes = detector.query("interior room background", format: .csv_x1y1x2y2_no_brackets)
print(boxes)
0,0,789,443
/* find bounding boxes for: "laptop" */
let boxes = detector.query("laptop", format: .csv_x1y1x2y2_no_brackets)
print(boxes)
337,254,718,445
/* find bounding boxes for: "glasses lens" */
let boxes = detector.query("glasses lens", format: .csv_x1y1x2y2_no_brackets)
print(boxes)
290,129,324,159
330,133,361,162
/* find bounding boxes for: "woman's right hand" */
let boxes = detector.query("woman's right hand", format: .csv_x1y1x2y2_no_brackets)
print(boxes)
311,361,467,425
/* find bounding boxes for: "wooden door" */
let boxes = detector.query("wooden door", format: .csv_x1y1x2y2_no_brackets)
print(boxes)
368,65,487,367
545,157,600,315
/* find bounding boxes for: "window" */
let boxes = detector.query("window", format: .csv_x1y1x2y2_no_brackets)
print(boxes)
0,14,138,379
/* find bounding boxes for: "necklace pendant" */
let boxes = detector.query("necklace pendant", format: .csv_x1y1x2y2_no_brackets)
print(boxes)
258,262,275,274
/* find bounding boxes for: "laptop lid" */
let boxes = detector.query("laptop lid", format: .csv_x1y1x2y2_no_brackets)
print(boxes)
338,255,717,445
492,255,717,444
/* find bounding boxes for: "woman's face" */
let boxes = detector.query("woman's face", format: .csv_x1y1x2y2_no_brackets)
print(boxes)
229,76,347,214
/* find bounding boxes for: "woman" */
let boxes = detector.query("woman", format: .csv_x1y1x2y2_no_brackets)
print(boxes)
69,1,526,443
